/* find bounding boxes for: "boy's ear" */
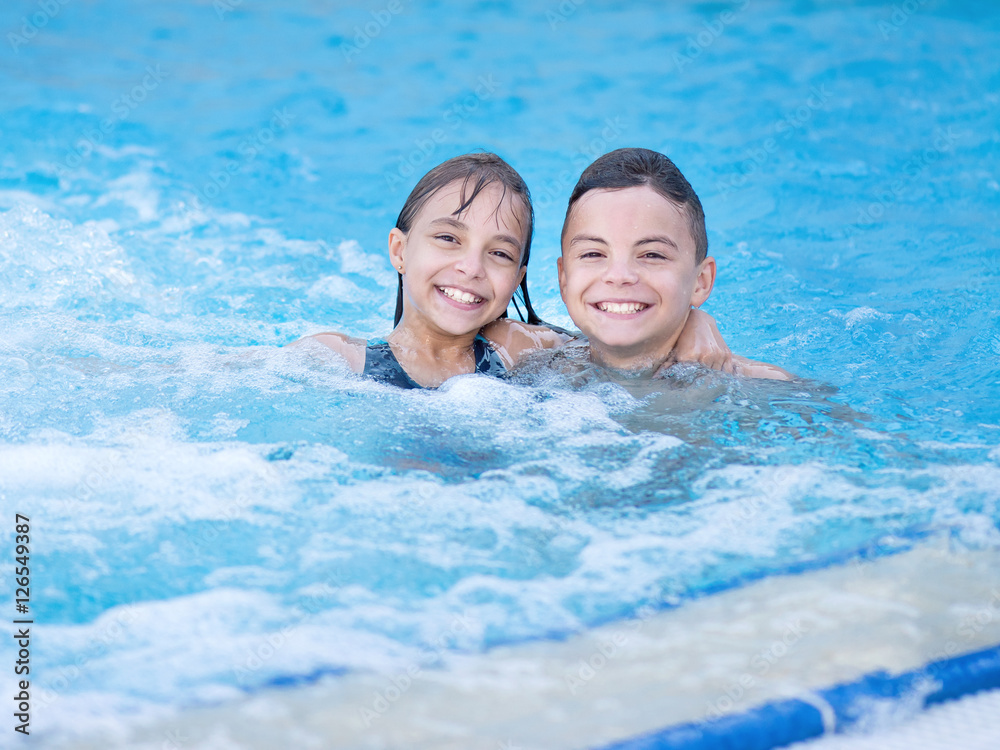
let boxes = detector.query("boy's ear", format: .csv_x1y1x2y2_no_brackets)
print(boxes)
556,256,566,298
388,228,406,272
690,256,716,307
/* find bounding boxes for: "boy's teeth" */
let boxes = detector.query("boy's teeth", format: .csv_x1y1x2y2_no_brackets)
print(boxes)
598,301,648,314
440,287,482,304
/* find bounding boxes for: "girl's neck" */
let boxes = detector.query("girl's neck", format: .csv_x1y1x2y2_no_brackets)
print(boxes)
386,318,483,387
388,319,480,358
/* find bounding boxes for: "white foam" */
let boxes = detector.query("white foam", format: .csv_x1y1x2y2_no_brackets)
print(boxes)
844,306,892,329
0,204,143,309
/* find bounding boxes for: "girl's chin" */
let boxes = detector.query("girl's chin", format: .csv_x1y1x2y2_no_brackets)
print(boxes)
431,311,496,335
435,302,505,326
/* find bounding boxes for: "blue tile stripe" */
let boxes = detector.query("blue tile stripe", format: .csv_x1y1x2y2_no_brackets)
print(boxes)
595,643,1000,750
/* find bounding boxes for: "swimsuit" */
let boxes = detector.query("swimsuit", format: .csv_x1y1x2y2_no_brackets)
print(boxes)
362,333,507,389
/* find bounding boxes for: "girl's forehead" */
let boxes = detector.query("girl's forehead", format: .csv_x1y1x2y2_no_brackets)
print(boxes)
419,180,529,235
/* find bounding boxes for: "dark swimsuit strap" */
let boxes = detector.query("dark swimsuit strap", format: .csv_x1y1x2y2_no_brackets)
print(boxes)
362,333,506,389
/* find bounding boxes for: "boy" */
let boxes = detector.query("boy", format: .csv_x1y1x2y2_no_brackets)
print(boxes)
557,148,791,380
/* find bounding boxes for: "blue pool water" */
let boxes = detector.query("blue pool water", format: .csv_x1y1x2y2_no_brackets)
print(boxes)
1,0,999,746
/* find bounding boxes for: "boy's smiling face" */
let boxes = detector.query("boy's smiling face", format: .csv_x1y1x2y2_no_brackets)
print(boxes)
558,185,716,370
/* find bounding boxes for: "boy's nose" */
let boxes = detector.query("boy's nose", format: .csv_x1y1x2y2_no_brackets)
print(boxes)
604,256,639,284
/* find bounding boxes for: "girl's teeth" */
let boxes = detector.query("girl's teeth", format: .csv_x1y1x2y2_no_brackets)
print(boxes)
441,287,482,304
599,302,647,314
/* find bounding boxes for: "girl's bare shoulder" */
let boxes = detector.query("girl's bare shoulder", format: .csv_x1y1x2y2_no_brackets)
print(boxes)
286,331,367,372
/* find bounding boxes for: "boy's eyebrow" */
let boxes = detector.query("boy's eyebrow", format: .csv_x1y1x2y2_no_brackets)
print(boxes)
635,235,679,250
568,234,608,246
428,217,521,250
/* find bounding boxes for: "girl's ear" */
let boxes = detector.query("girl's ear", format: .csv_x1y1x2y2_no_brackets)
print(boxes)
388,228,406,273
690,256,717,307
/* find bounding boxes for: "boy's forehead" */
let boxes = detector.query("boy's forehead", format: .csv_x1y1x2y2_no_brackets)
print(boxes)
564,186,696,250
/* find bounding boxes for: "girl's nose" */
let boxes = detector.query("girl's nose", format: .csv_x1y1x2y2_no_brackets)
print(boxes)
454,247,486,277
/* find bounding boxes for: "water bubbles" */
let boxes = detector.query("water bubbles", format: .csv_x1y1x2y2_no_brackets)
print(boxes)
0,357,37,394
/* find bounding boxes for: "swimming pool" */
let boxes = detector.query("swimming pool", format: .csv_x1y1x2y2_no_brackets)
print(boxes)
2,0,999,747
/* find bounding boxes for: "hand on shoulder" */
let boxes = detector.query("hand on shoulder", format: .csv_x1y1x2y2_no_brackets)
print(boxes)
482,318,575,367
670,309,793,380
286,331,367,373
671,308,736,372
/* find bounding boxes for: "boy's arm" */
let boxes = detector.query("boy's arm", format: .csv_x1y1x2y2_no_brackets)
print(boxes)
669,309,793,381
483,318,575,368
732,355,794,381
670,308,736,372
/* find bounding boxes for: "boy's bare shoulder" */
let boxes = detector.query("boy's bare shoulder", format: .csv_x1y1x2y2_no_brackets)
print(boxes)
483,319,574,365
287,331,367,372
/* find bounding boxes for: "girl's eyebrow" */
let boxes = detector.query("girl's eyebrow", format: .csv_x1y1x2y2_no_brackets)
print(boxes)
428,217,468,232
429,217,520,250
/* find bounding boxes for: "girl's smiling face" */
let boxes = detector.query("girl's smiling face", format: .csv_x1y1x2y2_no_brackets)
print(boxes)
389,180,528,338
558,185,716,369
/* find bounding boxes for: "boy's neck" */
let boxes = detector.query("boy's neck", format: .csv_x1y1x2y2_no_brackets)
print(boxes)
587,342,676,376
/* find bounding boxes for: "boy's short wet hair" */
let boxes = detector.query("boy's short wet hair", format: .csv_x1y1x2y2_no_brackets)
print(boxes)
394,152,541,326
564,148,708,263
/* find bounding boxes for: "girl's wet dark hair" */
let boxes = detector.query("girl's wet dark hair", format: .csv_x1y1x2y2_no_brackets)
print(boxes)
564,147,709,263
393,152,542,326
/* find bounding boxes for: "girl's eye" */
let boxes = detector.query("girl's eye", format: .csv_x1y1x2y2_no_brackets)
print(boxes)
435,234,458,243
491,249,516,262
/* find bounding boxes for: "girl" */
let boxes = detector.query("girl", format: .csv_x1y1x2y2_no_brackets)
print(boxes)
292,152,567,388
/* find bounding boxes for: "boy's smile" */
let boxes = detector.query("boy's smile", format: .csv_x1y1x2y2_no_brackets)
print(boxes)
558,185,715,370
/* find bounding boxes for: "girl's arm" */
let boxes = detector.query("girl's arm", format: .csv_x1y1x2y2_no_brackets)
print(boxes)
286,332,368,373
670,309,793,381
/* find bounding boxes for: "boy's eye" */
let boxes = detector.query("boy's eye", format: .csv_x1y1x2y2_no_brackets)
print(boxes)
642,251,669,260
434,233,459,243
491,249,517,262
580,250,605,259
